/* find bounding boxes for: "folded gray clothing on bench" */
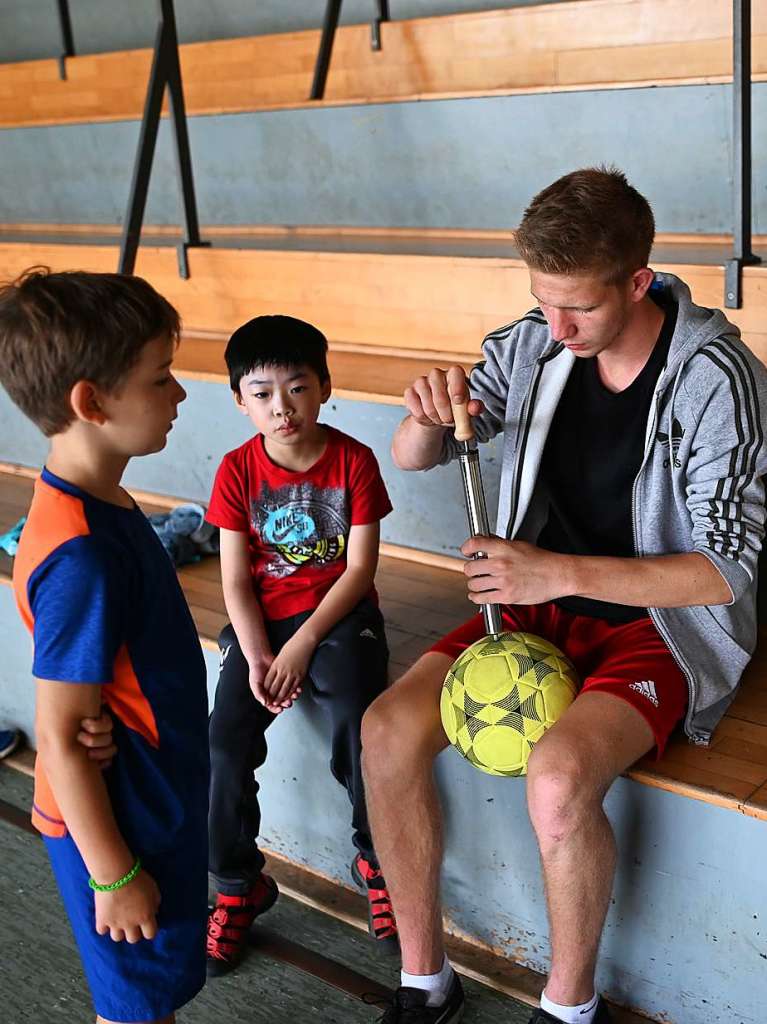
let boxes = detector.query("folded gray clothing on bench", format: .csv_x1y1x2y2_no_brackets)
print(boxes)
148,503,219,567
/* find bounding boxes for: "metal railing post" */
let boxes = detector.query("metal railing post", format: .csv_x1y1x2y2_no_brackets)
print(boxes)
311,0,343,100
56,0,75,80
160,0,204,278
372,0,391,51
118,0,207,279
725,0,761,309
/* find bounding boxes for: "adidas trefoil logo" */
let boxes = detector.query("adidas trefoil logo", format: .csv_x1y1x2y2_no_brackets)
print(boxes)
359,628,377,639
629,680,659,707
656,417,685,468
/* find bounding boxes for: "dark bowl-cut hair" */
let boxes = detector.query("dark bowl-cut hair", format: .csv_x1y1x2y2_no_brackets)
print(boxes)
225,315,330,393
0,267,180,437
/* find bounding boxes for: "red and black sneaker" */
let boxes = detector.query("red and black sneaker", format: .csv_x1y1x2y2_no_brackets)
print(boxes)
206,873,279,977
351,853,399,956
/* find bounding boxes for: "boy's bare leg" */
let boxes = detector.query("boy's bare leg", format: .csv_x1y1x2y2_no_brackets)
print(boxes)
526,692,656,1005
361,652,453,975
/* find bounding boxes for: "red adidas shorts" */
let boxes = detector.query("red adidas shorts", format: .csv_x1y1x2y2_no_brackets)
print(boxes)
430,602,688,757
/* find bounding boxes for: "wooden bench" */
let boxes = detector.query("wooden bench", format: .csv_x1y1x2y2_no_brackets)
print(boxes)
2,227,767,382
2,466,767,820
0,1,764,129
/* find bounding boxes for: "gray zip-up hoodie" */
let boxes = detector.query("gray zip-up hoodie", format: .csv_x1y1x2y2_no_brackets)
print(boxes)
440,273,767,744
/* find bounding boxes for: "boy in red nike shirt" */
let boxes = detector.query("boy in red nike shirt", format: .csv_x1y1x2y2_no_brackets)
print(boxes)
205,315,397,974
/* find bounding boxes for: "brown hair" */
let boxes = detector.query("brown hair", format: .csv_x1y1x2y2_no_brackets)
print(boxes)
0,268,180,436
514,166,655,283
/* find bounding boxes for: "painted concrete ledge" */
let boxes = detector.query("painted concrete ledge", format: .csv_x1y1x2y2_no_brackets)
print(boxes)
0,380,503,560
0,84,765,233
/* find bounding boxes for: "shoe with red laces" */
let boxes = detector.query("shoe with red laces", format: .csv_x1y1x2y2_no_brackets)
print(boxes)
351,853,399,956
206,873,278,977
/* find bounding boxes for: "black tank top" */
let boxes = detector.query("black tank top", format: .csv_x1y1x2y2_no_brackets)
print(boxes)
537,292,678,622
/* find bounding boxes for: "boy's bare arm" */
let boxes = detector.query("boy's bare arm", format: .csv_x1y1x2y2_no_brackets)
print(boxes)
264,522,381,704
35,679,160,941
219,528,276,706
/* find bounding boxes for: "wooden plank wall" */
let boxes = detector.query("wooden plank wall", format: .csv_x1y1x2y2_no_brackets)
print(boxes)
0,0,765,128
1,241,764,370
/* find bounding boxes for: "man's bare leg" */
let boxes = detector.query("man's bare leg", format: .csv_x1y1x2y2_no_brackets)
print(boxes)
361,652,453,975
526,692,655,1008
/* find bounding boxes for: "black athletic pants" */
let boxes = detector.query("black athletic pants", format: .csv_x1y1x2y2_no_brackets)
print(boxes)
208,598,389,895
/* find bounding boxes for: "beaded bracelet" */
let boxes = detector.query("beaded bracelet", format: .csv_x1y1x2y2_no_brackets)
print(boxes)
88,857,142,893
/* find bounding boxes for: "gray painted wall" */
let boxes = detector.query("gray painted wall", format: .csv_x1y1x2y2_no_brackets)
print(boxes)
0,1,570,64
1,586,765,1024
0,379,502,558
2,85,765,233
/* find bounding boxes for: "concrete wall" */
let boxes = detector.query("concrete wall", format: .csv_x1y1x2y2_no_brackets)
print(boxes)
2,83,761,234
0,1,570,63
2,84,765,233
0,379,502,558
1,588,764,1024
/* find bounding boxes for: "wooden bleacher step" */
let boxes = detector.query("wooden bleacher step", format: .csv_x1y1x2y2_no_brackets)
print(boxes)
1,226,766,384
0,1,764,128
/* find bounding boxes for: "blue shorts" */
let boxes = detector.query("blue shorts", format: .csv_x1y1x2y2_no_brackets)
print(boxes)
44,833,207,1022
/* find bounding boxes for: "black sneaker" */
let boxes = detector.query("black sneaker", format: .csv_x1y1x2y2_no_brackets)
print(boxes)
375,972,464,1023
351,853,399,955
528,995,611,1023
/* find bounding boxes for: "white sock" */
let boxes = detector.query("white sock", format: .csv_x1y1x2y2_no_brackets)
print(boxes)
401,955,454,1007
540,989,599,1024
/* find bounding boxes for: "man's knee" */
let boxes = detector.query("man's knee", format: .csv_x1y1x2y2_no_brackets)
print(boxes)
361,668,445,779
526,742,602,844
361,688,418,765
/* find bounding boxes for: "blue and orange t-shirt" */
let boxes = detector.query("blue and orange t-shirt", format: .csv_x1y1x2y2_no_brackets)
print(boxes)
13,468,209,855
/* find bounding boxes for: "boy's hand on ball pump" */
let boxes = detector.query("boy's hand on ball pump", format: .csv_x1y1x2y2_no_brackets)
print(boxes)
404,365,485,428
461,537,572,606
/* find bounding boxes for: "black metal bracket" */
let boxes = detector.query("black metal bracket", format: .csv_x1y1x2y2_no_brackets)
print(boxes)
56,0,75,81
727,0,761,309
725,255,761,309
119,0,208,279
371,0,390,52
312,1,392,99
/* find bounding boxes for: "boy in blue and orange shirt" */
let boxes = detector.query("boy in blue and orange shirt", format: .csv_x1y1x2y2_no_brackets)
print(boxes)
0,269,209,1024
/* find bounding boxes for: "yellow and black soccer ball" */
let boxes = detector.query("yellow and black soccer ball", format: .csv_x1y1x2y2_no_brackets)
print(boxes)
440,632,578,778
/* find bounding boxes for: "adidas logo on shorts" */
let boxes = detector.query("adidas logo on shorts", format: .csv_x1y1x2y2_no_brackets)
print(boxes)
629,679,659,707
359,628,377,640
